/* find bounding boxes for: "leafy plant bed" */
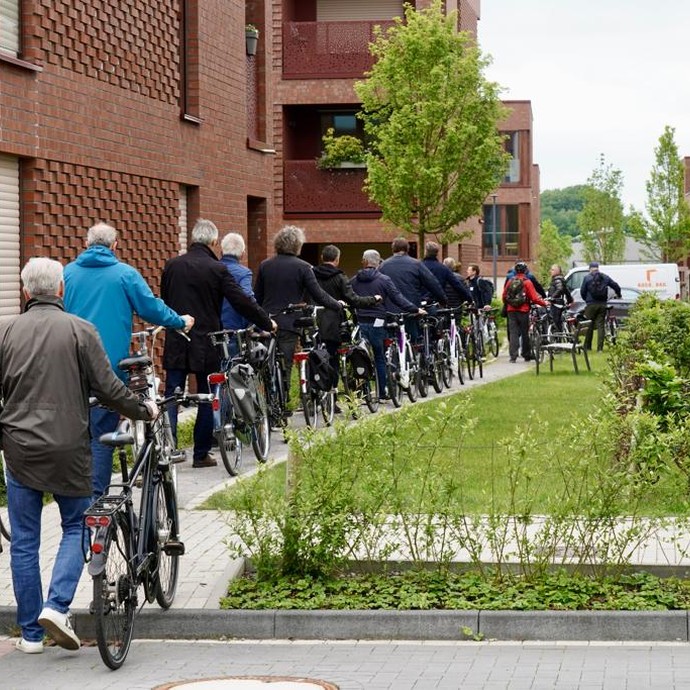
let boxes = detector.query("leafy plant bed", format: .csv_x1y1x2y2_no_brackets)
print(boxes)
221,569,690,611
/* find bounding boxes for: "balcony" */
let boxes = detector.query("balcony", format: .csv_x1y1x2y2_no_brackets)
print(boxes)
283,160,380,216
283,20,394,79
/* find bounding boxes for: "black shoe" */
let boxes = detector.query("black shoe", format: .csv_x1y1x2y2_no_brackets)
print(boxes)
334,403,343,414
509,359,517,363
192,455,218,468
379,394,390,401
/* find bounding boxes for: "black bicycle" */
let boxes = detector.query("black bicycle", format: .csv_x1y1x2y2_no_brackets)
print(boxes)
84,358,211,669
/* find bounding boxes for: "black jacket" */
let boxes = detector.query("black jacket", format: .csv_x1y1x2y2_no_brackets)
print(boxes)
161,243,272,372
379,254,446,306
422,257,472,306
350,267,417,320
312,263,377,342
254,253,342,334
548,274,573,305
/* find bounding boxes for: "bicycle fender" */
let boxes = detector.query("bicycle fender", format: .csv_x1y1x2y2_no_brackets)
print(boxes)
88,551,107,576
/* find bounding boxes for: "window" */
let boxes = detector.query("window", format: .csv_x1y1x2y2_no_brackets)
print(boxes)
503,131,520,184
319,110,364,140
0,0,19,56
482,204,520,258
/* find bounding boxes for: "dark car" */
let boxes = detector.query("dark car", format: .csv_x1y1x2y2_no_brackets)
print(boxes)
569,286,643,321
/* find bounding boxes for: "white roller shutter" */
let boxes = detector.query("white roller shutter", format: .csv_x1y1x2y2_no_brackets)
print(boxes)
0,154,20,316
0,0,19,55
177,186,188,255
316,0,403,21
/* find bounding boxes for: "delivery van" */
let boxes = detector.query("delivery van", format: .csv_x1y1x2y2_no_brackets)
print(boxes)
564,263,680,300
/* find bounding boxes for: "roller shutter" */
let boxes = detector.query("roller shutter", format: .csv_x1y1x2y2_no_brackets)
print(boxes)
316,0,403,21
0,0,19,55
0,154,20,316
177,186,188,254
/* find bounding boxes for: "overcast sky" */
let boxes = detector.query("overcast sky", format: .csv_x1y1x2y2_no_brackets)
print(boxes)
479,0,690,211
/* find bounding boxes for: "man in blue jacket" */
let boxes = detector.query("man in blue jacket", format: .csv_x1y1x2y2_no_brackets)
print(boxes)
580,261,621,352
422,241,472,306
64,222,194,497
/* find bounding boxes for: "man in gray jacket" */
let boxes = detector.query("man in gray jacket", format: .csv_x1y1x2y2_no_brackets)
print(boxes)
1,258,156,654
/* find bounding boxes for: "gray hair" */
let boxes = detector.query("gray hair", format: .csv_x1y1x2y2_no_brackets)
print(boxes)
191,218,219,246
424,241,440,259
86,222,117,248
21,257,64,296
220,232,245,258
362,249,381,267
274,225,305,255
443,257,457,271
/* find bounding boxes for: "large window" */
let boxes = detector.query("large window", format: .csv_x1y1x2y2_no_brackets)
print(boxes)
0,0,19,55
319,110,364,141
482,204,519,258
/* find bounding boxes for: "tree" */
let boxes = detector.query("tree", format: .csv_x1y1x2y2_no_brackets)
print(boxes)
354,1,509,247
628,125,690,262
540,186,588,238
534,219,573,284
576,154,626,263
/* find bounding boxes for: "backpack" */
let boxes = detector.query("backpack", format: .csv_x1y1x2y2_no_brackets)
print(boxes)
505,277,527,307
308,348,337,391
589,272,609,301
478,278,495,306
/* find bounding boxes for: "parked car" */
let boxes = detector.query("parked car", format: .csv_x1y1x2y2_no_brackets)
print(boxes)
569,286,643,321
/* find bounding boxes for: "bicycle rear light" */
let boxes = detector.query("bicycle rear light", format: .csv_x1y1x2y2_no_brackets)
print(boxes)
293,351,309,362
85,515,111,528
91,542,105,555
207,372,226,385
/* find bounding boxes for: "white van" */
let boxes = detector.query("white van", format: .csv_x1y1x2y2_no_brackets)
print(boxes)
564,263,680,300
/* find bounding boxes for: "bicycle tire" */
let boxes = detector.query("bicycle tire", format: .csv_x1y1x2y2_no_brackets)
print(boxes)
465,332,476,380
453,333,465,386
215,384,242,476
386,345,402,408
301,386,318,428
251,380,271,463
320,389,335,426
406,344,419,402
363,375,380,414
272,360,288,429
416,351,429,398
153,473,180,609
439,336,453,389
488,321,500,358
93,515,136,670
429,346,443,394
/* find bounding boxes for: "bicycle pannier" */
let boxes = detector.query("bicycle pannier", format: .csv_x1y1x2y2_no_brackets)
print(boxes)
347,341,374,379
227,363,260,424
505,277,527,308
308,348,336,391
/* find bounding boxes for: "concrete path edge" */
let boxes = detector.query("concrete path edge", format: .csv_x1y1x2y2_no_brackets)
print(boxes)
1,606,688,642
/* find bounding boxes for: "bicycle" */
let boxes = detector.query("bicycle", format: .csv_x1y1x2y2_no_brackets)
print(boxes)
460,306,482,379
606,305,620,345
338,310,380,416
416,305,443,397
436,306,465,388
207,327,271,475
528,303,550,363
84,372,212,670
384,312,419,407
484,307,500,358
291,304,336,428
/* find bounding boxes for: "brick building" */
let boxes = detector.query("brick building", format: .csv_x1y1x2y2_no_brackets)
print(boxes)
0,0,539,318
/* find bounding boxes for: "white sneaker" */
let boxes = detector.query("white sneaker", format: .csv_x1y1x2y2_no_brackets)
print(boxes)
16,637,44,654
37,607,80,650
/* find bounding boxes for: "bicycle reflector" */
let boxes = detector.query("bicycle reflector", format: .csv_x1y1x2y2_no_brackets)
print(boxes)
207,372,226,385
293,351,309,362
85,515,111,528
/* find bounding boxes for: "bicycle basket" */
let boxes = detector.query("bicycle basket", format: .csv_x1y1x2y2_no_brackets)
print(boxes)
227,363,260,424
347,341,374,379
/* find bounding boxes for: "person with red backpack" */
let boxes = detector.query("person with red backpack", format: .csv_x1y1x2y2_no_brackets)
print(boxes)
502,261,548,363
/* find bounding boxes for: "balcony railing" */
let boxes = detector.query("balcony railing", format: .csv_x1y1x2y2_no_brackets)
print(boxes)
283,160,380,215
283,20,394,79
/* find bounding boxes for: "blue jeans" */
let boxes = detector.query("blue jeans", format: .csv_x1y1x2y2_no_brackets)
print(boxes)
90,406,121,499
359,323,387,397
6,470,90,642
165,369,213,461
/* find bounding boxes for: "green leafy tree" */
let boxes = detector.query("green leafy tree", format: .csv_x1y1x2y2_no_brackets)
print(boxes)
540,186,587,238
628,126,690,262
534,219,573,284
355,1,509,247
577,154,626,263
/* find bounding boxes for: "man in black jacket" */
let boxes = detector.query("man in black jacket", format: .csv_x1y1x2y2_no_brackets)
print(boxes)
547,264,573,333
254,226,342,385
161,218,274,468
313,245,380,399
422,242,472,306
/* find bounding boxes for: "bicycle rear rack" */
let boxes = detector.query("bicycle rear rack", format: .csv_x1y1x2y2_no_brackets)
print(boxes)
84,490,130,518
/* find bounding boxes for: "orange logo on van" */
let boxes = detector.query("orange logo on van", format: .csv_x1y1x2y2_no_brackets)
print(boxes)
638,269,667,289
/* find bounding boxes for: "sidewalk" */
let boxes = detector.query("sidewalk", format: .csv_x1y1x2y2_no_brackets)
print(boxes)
3,355,689,643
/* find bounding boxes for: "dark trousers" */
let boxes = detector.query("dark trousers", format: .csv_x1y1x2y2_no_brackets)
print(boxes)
507,311,530,360
583,302,607,351
277,330,299,397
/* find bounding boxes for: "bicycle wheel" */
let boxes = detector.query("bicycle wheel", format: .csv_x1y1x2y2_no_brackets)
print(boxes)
251,379,271,463
429,347,443,394
416,351,429,398
301,370,318,427
320,389,335,426
385,345,402,408
453,333,465,386
439,336,453,389
93,514,136,670
362,373,380,413
153,474,180,609
608,317,619,345
465,332,476,380
406,344,419,402
488,321,500,358
528,328,541,363
270,361,288,429
214,384,242,476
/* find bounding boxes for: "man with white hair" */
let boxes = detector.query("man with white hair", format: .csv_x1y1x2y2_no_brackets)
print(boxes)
219,231,256,331
161,218,275,467
1,257,156,654
64,221,194,498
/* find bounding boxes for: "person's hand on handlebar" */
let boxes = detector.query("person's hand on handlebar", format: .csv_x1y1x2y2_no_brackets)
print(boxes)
142,399,159,420
417,307,427,316
181,315,195,332
270,319,278,333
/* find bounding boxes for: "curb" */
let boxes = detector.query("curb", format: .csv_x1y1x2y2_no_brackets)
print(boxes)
1,607,688,642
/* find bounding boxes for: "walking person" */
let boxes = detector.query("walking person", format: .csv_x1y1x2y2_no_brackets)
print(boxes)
161,218,274,468
64,222,194,499
547,264,573,333
422,242,472,307
442,257,467,309
502,261,548,363
580,261,621,352
3,258,157,654
254,225,342,385
350,249,423,400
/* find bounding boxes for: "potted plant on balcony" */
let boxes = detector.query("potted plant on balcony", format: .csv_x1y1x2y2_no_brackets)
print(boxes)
245,24,259,56
317,128,366,169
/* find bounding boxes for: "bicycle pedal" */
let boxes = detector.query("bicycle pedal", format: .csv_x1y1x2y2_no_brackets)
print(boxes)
170,450,187,464
162,540,185,556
